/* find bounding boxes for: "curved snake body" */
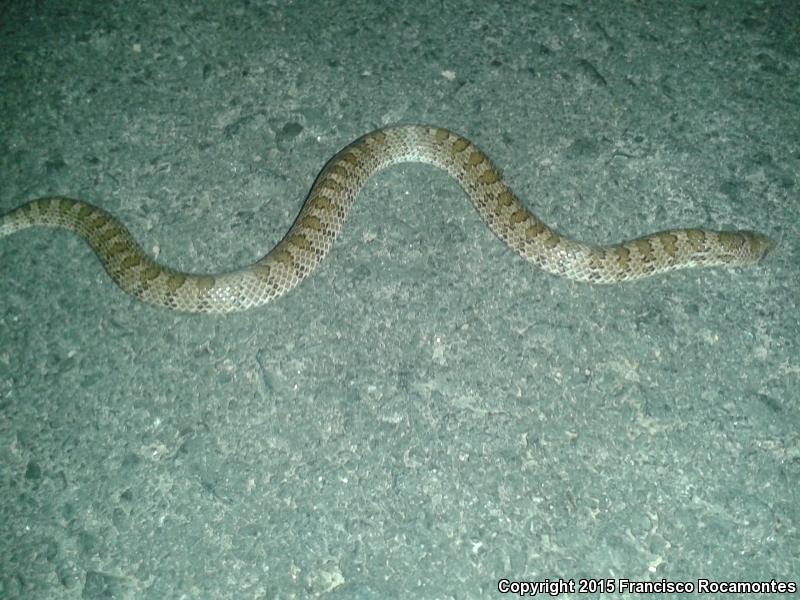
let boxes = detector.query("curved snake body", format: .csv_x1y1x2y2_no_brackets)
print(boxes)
1,125,772,313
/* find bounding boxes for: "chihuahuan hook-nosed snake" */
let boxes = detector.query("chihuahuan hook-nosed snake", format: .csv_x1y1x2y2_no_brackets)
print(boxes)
0,125,773,313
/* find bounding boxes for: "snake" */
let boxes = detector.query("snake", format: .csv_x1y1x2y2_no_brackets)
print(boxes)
1,125,773,314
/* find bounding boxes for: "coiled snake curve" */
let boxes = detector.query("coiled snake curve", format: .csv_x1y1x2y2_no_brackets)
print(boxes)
1,125,773,314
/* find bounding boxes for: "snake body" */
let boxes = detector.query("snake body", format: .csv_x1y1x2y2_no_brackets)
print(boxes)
1,125,772,313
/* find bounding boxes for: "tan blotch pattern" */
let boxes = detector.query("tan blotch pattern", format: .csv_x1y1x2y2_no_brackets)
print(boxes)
1,125,773,313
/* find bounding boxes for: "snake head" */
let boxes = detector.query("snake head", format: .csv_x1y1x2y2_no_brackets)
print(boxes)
748,231,775,262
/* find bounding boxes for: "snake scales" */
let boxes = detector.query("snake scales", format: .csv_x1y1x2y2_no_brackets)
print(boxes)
1,125,772,314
